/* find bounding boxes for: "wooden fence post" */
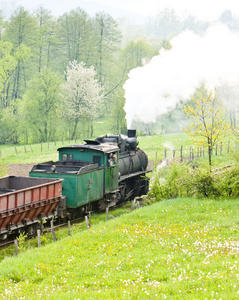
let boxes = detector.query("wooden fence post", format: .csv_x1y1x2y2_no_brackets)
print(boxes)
131,198,136,210
14,239,18,256
164,149,167,159
88,212,91,227
37,229,41,248
50,220,56,242
106,207,109,221
68,220,71,236
180,146,183,161
85,215,90,228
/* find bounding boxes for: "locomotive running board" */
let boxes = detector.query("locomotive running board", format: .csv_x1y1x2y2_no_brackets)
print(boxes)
119,170,149,182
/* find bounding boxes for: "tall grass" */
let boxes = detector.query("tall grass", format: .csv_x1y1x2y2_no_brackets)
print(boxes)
0,198,239,299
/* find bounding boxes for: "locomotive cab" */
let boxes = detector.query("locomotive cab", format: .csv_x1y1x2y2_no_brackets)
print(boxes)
57,143,119,195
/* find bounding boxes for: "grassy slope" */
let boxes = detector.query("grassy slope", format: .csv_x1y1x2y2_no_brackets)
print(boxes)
1,132,234,167
0,198,239,299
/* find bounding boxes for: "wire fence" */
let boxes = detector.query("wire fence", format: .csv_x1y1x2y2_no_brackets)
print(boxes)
154,140,234,163
0,139,235,164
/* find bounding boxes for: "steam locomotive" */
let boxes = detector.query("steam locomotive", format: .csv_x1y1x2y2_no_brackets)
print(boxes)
0,130,150,239
30,129,150,218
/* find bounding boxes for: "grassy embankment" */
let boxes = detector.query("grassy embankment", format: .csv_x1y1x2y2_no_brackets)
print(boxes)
0,126,238,298
0,198,239,299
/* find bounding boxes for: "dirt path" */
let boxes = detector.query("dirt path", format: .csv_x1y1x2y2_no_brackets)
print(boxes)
6,164,35,177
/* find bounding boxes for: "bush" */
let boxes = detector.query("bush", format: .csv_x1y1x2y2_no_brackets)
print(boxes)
215,166,239,197
192,168,219,198
149,160,235,200
150,161,194,201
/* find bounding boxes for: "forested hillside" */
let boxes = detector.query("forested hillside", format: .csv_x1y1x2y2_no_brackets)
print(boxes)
0,5,236,145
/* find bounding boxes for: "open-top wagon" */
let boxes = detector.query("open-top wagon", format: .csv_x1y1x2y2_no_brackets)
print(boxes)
0,176,63,240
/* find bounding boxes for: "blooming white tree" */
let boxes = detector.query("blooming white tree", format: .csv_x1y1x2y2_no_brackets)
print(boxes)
61,61,104,138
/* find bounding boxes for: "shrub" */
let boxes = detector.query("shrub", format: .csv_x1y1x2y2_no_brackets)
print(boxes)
149,160,227,200
192,168,219,198
215,166,239,197
150,161,194,201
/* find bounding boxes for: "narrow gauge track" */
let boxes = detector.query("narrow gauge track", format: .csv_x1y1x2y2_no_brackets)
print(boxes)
0,216,84,250
0,196,144,251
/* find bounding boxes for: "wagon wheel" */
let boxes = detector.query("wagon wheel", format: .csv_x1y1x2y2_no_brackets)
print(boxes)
27,223,37,237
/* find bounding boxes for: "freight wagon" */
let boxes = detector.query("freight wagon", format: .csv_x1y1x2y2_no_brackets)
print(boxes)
0,176,63,240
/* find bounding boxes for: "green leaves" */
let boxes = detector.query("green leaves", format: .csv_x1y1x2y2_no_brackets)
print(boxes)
21,69,62,142
184,86,230,168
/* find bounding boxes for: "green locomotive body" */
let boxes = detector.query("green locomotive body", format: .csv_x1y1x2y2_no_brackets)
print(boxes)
29,130,149,218
29,142,120,216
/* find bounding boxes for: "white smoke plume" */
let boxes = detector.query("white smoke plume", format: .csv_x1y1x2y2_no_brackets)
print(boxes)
123,23,239,128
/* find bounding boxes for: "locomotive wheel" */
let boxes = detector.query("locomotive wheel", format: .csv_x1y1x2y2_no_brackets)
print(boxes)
140,177,149,195
134,177,141,197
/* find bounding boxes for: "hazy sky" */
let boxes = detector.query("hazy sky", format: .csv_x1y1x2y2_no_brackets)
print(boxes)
15,0,239,21
87,0,239,20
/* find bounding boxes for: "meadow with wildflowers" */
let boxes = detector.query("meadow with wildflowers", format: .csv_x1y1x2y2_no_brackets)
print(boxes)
0,197,239,299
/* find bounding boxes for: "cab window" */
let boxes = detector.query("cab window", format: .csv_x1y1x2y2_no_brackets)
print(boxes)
62,153,73,161
107,152,117,167
93,155,101,166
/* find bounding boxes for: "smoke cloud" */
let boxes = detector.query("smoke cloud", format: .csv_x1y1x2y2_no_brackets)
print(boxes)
123,23,239,128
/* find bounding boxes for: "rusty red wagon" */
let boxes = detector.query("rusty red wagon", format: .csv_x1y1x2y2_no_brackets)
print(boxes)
0,176,63,240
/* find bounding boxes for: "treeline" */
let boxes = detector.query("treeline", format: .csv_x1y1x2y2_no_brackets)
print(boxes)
1,6,236,145
0,6,158,145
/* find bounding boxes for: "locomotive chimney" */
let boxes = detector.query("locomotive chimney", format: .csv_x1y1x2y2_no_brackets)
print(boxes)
127,129,136,138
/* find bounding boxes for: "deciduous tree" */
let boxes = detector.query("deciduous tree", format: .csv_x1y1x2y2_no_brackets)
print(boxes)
35,7,56,72
21,69,61,142
4,7,36,101
60,61,103,139
93,12,121,86
184,86,230,170
57,8,93,72
0,41,17,108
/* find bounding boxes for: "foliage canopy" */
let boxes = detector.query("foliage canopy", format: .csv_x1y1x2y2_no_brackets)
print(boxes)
184,86,230,168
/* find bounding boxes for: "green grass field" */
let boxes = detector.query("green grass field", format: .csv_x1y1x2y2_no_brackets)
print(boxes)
0,198,239,299
0,129,238,299
0,131,235,168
